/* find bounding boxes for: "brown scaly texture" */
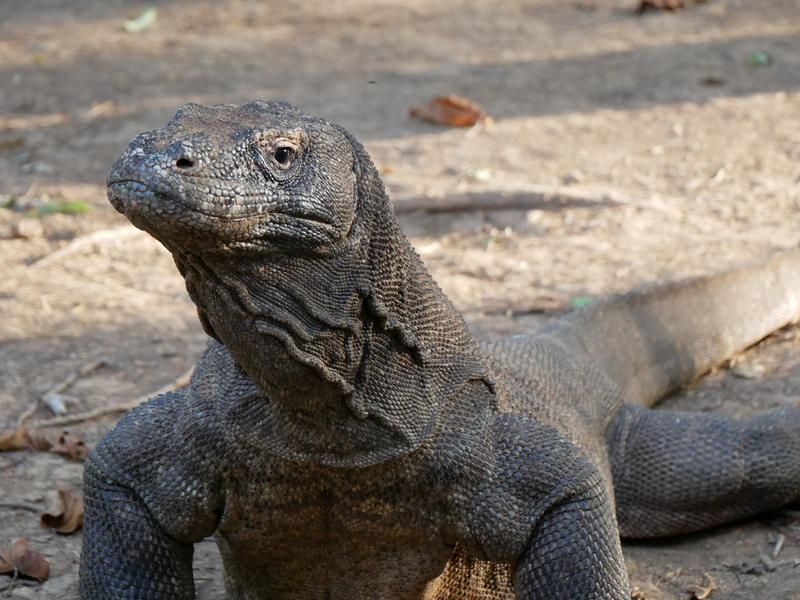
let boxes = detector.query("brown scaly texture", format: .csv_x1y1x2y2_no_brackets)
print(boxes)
80,101,800,599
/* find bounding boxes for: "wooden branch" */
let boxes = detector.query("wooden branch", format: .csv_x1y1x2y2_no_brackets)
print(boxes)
0,502,40,513
393,187,625,214
32,225,145,267
464,296,568,316
28,366,194,429
17,360,106,426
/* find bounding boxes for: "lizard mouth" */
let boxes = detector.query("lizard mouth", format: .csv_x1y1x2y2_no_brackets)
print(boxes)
108,179,268,222
108,179,338,228
107,178,343,252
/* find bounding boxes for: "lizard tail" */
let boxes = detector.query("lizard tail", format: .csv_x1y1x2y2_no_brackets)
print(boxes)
553,249,800,408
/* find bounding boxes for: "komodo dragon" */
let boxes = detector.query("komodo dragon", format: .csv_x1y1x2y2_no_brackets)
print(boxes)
81,100,800,599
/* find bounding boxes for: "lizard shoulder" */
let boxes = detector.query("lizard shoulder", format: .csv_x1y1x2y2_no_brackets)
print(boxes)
450,412,604,564
87,341,235,542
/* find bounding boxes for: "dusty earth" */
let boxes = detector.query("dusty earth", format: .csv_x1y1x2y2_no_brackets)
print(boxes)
1,0,800,598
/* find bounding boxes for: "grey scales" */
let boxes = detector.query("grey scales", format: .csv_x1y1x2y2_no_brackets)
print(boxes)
80,101,800,599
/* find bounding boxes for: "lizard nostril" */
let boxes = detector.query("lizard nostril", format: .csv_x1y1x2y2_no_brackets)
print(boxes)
175,158,194,169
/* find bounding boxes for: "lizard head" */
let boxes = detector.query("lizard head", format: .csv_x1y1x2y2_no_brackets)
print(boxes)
107,100,361,256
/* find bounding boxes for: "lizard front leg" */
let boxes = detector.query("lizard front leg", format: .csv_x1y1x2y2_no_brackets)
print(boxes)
79,389,223,599
81,456,196,599
512,479,627,598
454,414,629,599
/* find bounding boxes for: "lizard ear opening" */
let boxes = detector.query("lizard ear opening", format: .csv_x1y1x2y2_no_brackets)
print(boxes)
337,126,390,219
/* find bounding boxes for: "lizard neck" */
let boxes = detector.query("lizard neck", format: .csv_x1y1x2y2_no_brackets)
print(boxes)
175,210,494,465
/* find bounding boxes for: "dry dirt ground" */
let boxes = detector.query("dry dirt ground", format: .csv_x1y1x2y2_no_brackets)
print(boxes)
1,0,800,598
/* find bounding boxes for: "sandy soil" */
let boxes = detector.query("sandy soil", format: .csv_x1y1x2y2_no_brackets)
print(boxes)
1,0,799,597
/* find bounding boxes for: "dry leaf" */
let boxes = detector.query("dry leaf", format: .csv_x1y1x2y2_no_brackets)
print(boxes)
50,431,89,461
0,428,89,460
689,573,716,600
41,489,84,534
636,0,706,12
0,427,27,451
0,538,50,581
26,429,53,452
0,427,53,453
409,95,490,127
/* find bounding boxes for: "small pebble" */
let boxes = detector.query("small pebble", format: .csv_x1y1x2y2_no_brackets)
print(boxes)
470,168,492,182
731,364,765,379
11,219,44,240
561,169,585,185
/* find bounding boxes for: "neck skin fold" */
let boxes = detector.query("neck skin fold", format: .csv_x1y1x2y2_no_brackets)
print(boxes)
174,149,495,465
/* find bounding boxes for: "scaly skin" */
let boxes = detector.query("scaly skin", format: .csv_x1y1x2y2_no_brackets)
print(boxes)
80,101,800,599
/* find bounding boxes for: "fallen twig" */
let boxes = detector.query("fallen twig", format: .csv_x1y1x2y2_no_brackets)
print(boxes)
1,569,18,597
464,297,568,317
17,360,106,426
0,574,37,594
689,572,716,600
761,520,800,542
14,405,37,429
759,553,777,572
28,366,194,429
0,502,40,513
772,533,786,559
636,0,706,13
46,360,106,398
32,225,144,268
393,187,624,214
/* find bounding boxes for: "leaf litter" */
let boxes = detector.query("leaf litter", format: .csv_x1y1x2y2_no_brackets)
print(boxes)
40,489,84,534
0,427,90,461
409,95,491,127
636,0,707,12
0,539,49,582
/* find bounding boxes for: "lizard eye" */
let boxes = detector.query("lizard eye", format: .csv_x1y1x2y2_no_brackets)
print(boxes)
273,146,294,167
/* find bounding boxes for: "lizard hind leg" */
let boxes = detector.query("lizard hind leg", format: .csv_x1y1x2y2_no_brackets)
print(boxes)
608,404,800,538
